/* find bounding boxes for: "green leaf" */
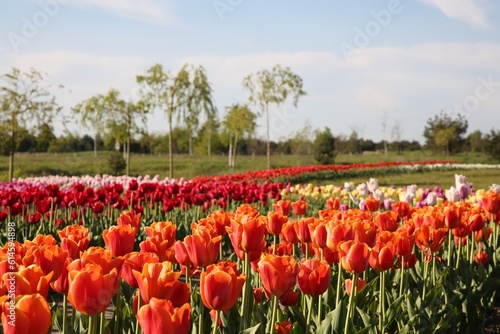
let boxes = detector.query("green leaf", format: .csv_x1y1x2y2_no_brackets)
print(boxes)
356,306,372,327
385,295,404,328
241,323,261,334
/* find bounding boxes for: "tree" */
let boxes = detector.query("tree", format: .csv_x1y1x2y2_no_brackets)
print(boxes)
222,104,257,169
183,65,217,156
242,64,306,169
73,88,148,175
35,123,56,152
137,63,212,179
434,127,456,158
313,127,336,165
391,120,403,153
423,111,468,154
0,67,61,180
485,129,500,162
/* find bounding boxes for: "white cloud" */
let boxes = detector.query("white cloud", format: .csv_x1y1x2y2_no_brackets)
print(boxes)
1,42,499,141
418,0,491,28
70,0,179,26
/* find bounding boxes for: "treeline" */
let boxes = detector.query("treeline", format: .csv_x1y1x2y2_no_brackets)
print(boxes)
3,120,499,160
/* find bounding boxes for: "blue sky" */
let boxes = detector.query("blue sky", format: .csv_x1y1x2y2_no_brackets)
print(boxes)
1,0,499,143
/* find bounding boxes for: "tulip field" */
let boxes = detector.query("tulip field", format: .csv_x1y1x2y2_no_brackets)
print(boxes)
0,160,499,333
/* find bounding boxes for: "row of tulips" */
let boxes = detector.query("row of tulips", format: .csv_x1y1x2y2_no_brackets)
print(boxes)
0,184,499,333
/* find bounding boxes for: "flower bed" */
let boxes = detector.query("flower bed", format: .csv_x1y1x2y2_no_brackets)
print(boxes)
0,174,499,333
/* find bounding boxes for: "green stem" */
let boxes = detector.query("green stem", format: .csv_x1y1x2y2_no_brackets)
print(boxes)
456,240,462,270
317,293,323,329
447,229,453,267
432,254,436,286
305,295,313,333
336,262,342,306
270,295,279,333
100,311,106,334
212,310,220,334
422,258,429,300
240,252,252,331
114,284,121,334
62,294,68,334
135,291,142,334
344,273,358,334
399,258,405,299
88,315,96,334
380,271,385,333
273,234,277,254
199,268,206,334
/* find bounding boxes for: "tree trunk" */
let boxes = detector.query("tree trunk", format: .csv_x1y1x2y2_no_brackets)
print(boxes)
232,133,238,171
265,101,271,170
168,109,174,179
93,133,97,158
8,113,15,181
228,134,232,167
207,128,211,157
189,135,193,157
126,113,131,176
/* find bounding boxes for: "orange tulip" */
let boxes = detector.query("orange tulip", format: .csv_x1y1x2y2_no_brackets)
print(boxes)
227,214,267,253
117,210,142,230
291,200,307,216
345,277,366,296
22,244,68,282
391,201,410,220
144,221,177,250
375,211,399,232
364,197,380,212
122,252,160,288
326,222,353,252
258,254,298,298
326,197,340,210
474,227,493,243
132,261,190,306
393,230,415,257
200,261,246,312
275,320,292,334
443,205,461,229
183,229,221,268
266,211,288,235
415,225,447,254
68,262,122,316
137,298,191,334
3,264,53,298
24,234,57,248
369,242,396,271
339,241,370,274
281,221,300,244
295,217,315,244
1,293,52,334
58,225,90,260
297,259,331,296
273,200,291,216
50,257,71,294
103,224,137,257
481,190,500,215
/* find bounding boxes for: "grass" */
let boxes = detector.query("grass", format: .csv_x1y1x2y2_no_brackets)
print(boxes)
0,151,498,190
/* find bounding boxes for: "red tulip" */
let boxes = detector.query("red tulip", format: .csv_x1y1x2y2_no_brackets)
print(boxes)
297,259,331,296
345,277,366,295
291,200,307,216
275,320,292,334
339,241,370,274
257,254,298,298
200,261,246,312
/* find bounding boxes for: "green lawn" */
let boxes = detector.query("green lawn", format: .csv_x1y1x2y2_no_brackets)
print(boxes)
0,151,498,190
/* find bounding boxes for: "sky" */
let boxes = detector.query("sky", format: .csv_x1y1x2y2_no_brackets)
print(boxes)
1,0,499,144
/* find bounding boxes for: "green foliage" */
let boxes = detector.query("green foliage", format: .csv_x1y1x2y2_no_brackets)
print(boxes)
313,127,336,165
485,129,500,162
107,152,126,176
423,111,468,154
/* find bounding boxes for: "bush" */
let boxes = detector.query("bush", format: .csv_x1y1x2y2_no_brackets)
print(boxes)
313,127,336,165
108,152,126,176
